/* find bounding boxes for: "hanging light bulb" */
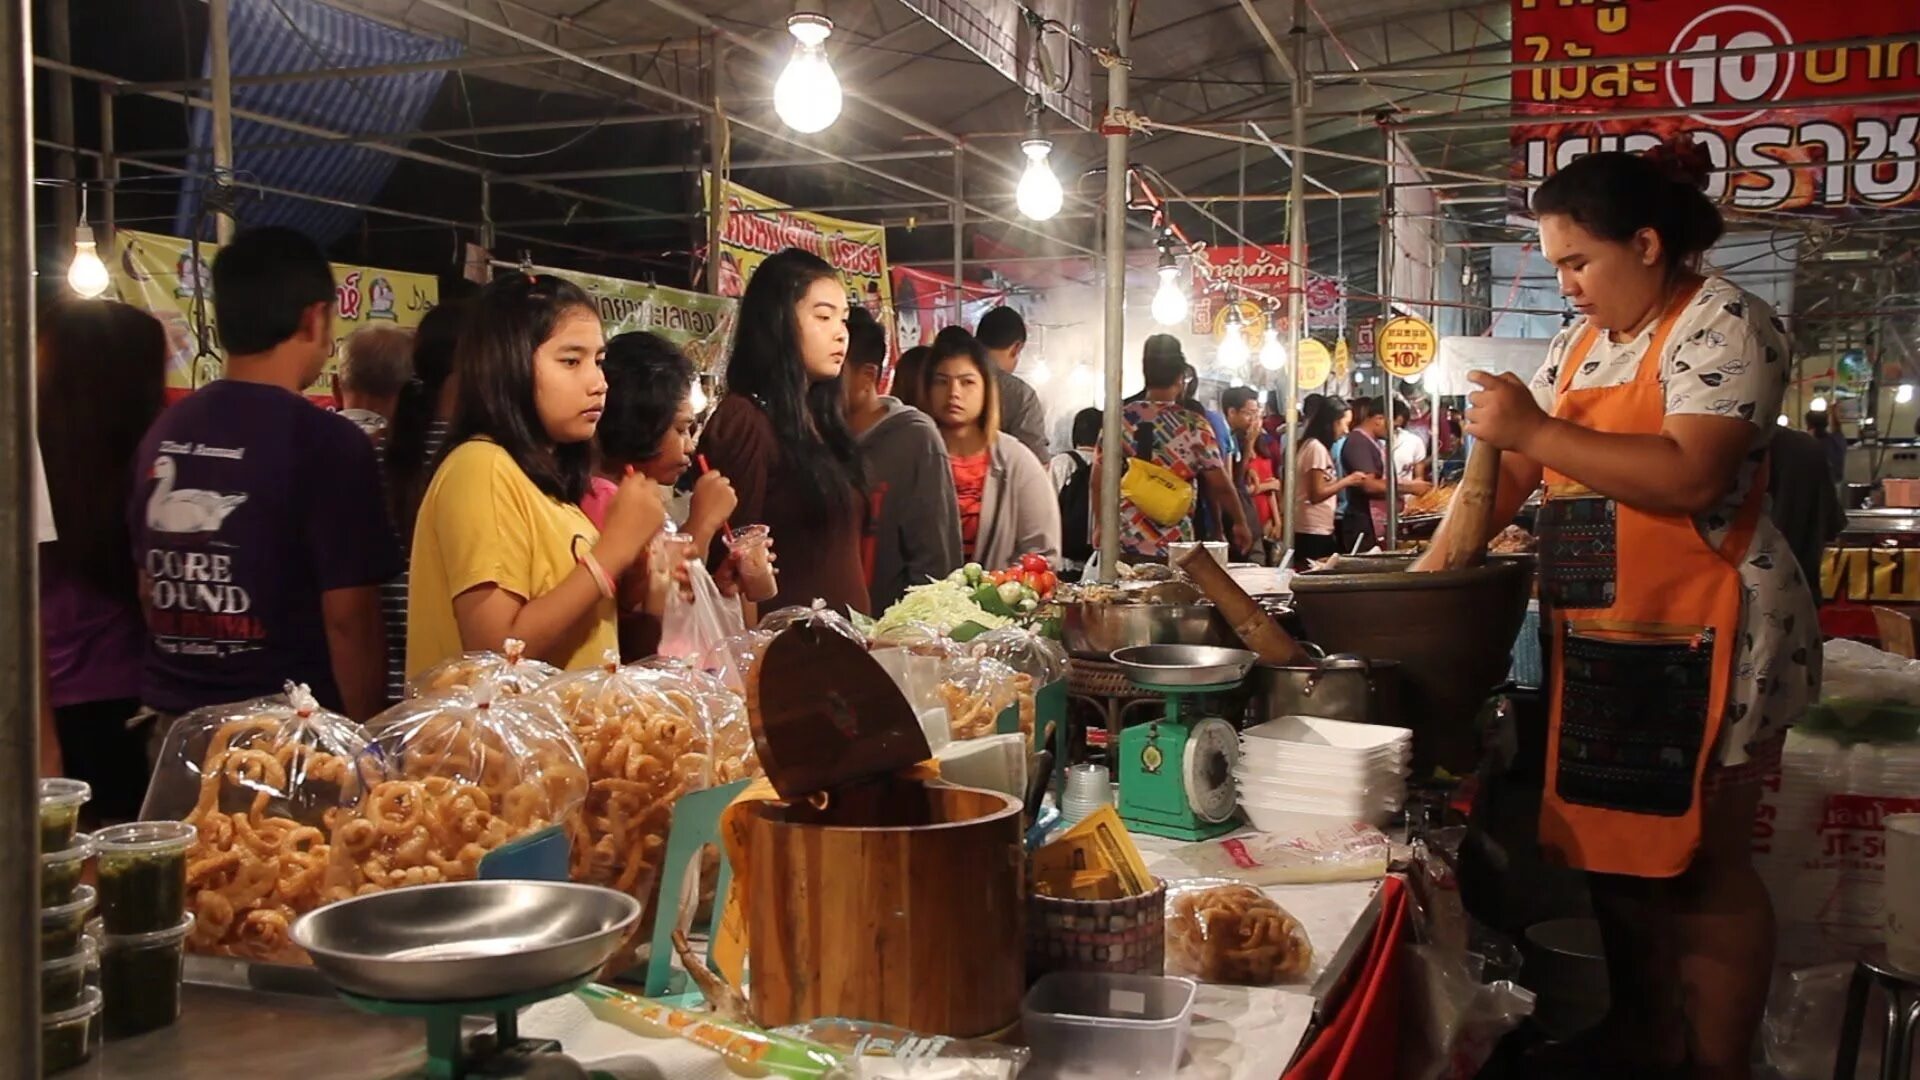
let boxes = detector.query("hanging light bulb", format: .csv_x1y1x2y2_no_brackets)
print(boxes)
774,13,841,134
1025,356,1053,388
1150,236,1186,326
1258,326,1287,371
1810,394,1829,413
1016,140,1063,222
689,377,710,415
67,222,109,299
1217,305,1249,373
1899,383,1915,405
1776,414,1790,427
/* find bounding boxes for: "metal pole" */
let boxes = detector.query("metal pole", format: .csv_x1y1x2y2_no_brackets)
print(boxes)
704,51,723,296
952,151,964,326
1097,0,1130,583
511,148,954,182
98,85,116,249
478,177,494,251
1,0,42,1067
1280,0,1306,566
48,0,73,251
209,0,234,243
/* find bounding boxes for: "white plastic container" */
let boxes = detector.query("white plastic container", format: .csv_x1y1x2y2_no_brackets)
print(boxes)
1022,971,1198,1079
1235,746,1412,783
1234,771,1406,809
1243,714,1413,753
1240,790,1396,830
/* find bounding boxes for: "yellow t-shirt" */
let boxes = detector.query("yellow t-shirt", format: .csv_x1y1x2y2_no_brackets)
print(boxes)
406,439,616,677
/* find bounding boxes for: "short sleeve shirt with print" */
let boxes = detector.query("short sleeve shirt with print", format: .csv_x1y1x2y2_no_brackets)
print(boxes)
951,450,991,559
1528,276,1819,765
1094,401,1225,559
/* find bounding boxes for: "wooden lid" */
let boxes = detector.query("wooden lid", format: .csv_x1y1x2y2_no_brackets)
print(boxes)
746,623,931,799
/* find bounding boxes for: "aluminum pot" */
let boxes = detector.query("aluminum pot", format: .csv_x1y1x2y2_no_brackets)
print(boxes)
1058,602,1235,660
1257,654,1401,727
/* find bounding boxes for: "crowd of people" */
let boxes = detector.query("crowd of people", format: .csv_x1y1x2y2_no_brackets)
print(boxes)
34,222,1457,812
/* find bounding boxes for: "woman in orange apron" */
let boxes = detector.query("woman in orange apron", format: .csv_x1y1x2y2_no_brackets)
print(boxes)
1425,147,1820,1079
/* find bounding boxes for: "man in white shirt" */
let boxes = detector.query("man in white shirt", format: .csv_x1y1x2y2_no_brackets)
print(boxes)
1392,405,1429,482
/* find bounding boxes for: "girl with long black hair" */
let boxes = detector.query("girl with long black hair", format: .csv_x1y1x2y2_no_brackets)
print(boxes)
1293,395,1365,566
408,273,666,673
697,248,869,614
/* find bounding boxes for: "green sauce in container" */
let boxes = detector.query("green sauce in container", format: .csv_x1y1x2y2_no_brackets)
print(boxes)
40,833,93,907
93,821,195,935
41,939,96,1012
102,915,193,1040
41,885,96,962
41,986,101,1074
37,778,90,854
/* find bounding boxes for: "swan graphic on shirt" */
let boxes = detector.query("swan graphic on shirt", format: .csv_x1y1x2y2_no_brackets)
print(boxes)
146,455,248,534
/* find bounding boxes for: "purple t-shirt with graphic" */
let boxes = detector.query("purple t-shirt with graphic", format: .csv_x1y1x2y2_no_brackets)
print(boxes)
129,381,401,714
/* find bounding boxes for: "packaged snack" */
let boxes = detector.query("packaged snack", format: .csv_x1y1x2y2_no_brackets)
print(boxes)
324,686,588,898
538,657,756,907
406,636,561,699
777,1017,1030,1078
759,601,867,647
969,625,1067,687
1169,824,1392,886
141,683,373,964
1164,878,1313,985
700,627,776,696
937,656,1028,742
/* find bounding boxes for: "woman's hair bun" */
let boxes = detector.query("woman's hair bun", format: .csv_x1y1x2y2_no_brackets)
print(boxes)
1643,137,1713,192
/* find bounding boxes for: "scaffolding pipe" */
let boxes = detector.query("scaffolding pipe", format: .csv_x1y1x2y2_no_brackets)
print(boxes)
512,148,953,183
99,85,116,247
1281,0,1306,566
0,0,41,1067
1316,30,1920,80
209,0,233,242
47,0,73,250
952,153,964,324
1098,0,1130,583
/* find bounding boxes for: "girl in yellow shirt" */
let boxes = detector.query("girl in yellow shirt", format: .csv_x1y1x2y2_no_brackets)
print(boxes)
407,274,666,675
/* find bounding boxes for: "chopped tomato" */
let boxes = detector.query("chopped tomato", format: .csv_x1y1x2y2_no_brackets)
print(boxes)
1019,553,1049,573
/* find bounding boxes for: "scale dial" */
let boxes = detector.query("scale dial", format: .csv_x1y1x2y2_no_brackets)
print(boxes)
1183,718,1240,824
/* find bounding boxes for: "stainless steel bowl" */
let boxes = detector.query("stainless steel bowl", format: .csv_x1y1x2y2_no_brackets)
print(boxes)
291,881,641,1002
1111,644,1259,688
1059,601,1234,660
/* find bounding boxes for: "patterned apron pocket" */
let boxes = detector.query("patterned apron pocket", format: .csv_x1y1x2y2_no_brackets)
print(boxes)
1556,623,1715,817
1537,495,1619,609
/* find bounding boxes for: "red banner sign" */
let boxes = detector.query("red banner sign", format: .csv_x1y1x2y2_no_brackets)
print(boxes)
1511,1,1920,213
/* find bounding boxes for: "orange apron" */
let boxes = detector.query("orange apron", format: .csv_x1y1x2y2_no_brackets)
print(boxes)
1535,281,1767,878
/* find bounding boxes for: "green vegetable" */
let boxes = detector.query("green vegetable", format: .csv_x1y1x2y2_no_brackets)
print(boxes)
871,579,1013,637
997,581,1025,607
1018,597,1038,613
973,584,1014,617
963,562,984,586
950,621,989,643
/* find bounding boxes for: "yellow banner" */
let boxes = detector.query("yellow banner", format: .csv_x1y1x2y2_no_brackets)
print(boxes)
703,175,892,339
535,265,737,375
109,229,439,400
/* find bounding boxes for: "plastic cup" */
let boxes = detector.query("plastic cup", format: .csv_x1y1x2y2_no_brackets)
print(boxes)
38,778,90,853
724,524,779,603
42,884,97,961
41,938,96,1012
101,913,194,1040
93,821,195,935
1061,763,1113,825
40,833,93,908
42,986,102,1074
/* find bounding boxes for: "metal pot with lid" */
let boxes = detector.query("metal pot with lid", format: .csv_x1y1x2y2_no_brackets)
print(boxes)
1256,652,1402,729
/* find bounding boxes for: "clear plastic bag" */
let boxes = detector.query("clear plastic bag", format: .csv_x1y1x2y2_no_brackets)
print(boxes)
141,683,375,964
406,636,561,699
1163,878,1313,985
774,1018,1030,1078
937,656,1027,742
758,600,867,647
871,622,961,714
1804,638,1920,745
323,685,587,897
968,625,1067,687
658,555,746,668
698,627,774,697
1168,824,1391,886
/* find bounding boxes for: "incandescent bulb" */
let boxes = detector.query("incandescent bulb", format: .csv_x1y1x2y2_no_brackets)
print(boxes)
1150,267,1187,326
1810,395,1829,412
67,224,109,299
1016,139,1063,221
774,15,841,134
1776,414,1790,427
1899,384,1915,405
1218,328,1250,374
1258,327,1286,371
689,379,710,415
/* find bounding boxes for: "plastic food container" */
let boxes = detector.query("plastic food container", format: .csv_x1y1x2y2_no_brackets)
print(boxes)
101,913,194,1039
41,885,97,961
1240,792,1396,831
40,833,93,907
1232,771,1406,809
41,938,96,1012
93,820,195,935
38,778,91,854
1022,971,1198,1079
42,986,102,1074
1235,745,1412,782
1242,715,1413,754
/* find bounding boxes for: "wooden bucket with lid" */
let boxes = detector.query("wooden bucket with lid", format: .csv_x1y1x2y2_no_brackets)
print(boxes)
740,622,1026,1036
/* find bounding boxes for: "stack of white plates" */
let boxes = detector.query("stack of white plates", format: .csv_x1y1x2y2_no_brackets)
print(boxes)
1235,715,1413,831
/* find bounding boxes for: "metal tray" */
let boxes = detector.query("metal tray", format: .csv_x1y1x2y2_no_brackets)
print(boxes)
1110,644,1259,688
291,881,640,1003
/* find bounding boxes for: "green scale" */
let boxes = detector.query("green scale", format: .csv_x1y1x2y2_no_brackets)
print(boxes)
1116,678,1242,842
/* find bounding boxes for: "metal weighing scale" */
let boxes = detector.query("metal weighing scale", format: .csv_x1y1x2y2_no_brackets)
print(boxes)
1109,645,1252,841
341,973,593,1079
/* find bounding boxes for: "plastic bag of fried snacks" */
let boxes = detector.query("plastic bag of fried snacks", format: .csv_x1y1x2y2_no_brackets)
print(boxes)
323,684,587,898
405,636,561,699
141,682,377,964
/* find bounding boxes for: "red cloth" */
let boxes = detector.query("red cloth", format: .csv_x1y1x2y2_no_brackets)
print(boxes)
1283,877,1410,1080
951,450,989,559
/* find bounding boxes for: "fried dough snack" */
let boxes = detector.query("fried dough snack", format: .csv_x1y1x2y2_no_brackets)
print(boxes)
406,636,561,699
938,656,1028,742
1166,881,1313,985
323,688,587,898
537,657,757,907
140,683,373,965
1404,484,1456,517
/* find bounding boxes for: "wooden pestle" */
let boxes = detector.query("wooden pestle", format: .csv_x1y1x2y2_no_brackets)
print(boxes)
1428,440,1504,571
1175,547,1314,666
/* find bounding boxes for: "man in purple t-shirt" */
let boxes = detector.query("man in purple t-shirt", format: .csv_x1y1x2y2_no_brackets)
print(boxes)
130,227,399,721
